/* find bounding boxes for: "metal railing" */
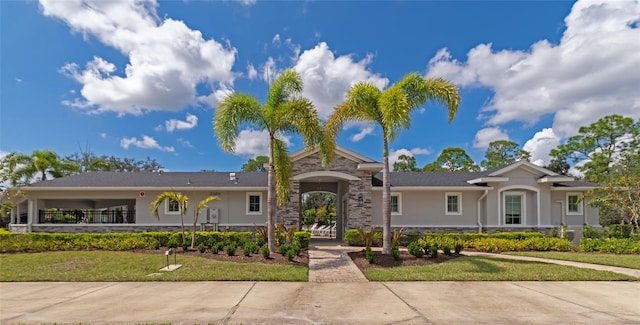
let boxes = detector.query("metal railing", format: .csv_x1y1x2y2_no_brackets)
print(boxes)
38,209,136,224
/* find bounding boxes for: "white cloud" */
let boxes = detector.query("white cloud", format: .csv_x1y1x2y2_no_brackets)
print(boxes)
473,127,509,149
350,126,374,142
41,0,237,116
120,135,174,152
238,0,256,6
233,128,292,158
272,34,281,44
178,138,194,148
165,113,198,132
523,128,561,166
15,78,23,83
262,57,277,84
100,133,107,139
247,64,258,80
389,147,432,170
198,85,233,109
426,0,640,138
293,42,388,119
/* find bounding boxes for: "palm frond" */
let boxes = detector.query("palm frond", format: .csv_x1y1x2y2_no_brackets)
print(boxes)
422,77,461,123
149,192,188,220
266,69,303,113
272,138,293,206
214,93,262,152
277,97,323,149
380,85,411,141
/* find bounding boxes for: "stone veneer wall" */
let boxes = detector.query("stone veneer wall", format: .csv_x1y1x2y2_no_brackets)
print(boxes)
278,152,373,230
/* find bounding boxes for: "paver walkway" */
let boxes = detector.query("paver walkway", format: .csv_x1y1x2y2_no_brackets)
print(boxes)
308,238,368,282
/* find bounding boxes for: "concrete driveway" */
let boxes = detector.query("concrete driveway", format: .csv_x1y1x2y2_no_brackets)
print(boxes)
1,281,639,324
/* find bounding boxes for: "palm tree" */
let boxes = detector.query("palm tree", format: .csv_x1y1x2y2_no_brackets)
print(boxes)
214,69,323,253
12,150,79,184
324,73,460,254
150,192,189,246
191,196,219,248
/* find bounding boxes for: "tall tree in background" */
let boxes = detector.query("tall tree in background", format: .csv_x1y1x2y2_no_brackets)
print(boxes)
13,150,79,183
480,140,530,170
424,147,479,172
324,73,460,254
393,154,419,171
214,69,323,253
550,115,640,183
242,156,269,172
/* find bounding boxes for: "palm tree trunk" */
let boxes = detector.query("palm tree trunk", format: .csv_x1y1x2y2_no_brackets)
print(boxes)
180,215,186,247
267,163,276,253
382,134,391,254
191,212,197,249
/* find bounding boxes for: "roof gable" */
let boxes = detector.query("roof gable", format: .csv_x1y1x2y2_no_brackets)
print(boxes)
488,160,558,177
290,145,379,164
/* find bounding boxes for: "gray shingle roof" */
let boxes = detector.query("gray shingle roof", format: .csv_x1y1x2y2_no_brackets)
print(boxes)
25,171,267,188
373,171,491,187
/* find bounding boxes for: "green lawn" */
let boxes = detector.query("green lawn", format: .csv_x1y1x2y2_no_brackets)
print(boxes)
504,251,640,270
0,251,308,282
363,256,638,281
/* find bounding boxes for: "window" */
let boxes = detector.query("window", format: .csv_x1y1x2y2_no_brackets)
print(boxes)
504,192,524,225
566,192,583,215
445,192,462,215
246,192,262,215
165,199,180,215
390,192,401,215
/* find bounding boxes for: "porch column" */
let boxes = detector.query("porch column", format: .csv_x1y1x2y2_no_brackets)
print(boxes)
27,199,36,232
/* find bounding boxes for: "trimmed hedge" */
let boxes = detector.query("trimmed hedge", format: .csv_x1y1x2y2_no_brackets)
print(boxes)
473,237,571,253
0,231,253,253
293,232,311,250
580,238,640,254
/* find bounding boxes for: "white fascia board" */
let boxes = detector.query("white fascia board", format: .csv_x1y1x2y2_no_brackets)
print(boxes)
357,163,384,172
537,176,575,183
372,186,493,191
466,177,509,184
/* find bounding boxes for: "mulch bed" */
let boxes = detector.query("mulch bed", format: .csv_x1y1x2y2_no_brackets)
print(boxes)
348,249,461,271
134,247,309,266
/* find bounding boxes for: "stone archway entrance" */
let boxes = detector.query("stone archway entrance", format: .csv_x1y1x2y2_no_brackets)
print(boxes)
277,146,383,240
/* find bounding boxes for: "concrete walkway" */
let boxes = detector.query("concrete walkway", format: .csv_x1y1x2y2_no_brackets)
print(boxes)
2,281,639,324
465,251,640,278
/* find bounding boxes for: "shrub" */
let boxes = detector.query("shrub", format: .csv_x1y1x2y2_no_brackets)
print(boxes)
454,243,463,254
291,242,302,256
167,238,179,249
580,238,640,254
279,243,292,255
293,232,311,250
242,242,255,256
226,243,237,256
197,243,205,253
522,238,571,251
344,229,363,246
473,238,521,253
286,249,296,262
582,225,601,239
372,231,383,247
443,245,451,256
211,242,224,254
407,241,424,258
261,245,270,259
182,241,190,252
391,246,401,261
400,231,421,246
153,240,161,250
609,224,633,239
365,246,375,264
430,245,438,258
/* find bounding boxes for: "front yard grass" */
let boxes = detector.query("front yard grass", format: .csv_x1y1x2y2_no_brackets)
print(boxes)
363,256,638,281
0,251,308,282
504,251,640,270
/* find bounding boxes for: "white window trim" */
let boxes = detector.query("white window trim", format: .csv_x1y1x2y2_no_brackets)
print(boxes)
390,192,402,215
246,192,262,215
503,191,526,225
566,192,583,215
445,192,462,215
165,198,181,215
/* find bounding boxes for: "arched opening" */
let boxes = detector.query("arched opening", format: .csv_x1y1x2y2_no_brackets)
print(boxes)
301,191,337,237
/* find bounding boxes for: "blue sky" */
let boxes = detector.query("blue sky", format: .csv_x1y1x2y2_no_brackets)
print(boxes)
1,0,639,172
